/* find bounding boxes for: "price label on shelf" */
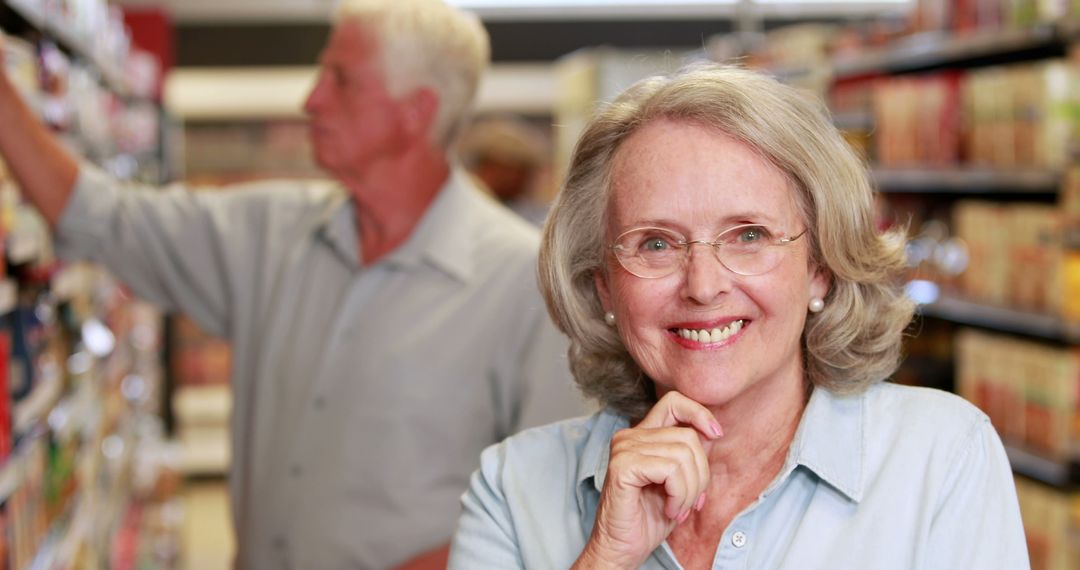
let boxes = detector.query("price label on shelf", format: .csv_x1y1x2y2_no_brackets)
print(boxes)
0,278,15,314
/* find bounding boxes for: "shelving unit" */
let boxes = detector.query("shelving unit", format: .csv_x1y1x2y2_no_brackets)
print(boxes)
777,10,1080,566
3,0,131,96
832,23,1069,78
0,1,179,568
873,168,1061,195
1005,444,1078,490
917,295,1080,342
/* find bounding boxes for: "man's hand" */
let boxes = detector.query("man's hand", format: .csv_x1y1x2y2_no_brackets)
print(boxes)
393,543,450,570
0,27,79,228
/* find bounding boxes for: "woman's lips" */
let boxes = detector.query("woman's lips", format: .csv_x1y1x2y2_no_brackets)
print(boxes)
668,319,748,348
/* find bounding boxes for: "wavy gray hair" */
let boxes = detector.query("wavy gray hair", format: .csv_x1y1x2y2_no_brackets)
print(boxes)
336,0,489,147
539,63,914,419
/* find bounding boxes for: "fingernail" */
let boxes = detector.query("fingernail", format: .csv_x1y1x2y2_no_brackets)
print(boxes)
677,509,691,524
695,492,706,511
710,422,723,438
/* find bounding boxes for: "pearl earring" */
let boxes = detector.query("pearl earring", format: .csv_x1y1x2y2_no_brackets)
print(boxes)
604,311,616,326
808,297,825,313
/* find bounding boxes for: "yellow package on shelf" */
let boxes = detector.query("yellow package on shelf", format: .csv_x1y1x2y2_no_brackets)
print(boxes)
1062,250,1080,324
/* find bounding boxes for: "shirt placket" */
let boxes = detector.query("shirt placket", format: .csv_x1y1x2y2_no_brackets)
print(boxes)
274,266,391,563
650,492,767,570
709,508,760,570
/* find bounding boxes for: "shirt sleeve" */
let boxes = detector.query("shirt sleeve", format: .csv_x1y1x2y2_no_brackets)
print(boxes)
449,442,527,570
509,310,589,434
925,417,1030,569
53,164,266,338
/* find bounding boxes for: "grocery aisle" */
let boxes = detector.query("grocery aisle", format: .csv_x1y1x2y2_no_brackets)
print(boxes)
181,479,234,570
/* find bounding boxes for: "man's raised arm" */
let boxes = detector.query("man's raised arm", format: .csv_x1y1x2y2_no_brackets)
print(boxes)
0,32,79,228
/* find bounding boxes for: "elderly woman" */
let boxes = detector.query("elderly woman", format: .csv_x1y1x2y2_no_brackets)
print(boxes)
449,64,1028,569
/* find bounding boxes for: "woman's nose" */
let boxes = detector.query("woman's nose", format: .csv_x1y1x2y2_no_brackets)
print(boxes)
680,243,733,305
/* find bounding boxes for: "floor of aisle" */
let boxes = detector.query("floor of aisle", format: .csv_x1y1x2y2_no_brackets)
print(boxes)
182,478,234,570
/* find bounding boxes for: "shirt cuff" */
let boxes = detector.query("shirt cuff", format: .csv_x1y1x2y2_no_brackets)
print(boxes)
53,163,120,261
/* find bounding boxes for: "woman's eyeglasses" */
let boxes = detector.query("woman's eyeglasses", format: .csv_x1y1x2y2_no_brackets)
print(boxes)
609,224,807,279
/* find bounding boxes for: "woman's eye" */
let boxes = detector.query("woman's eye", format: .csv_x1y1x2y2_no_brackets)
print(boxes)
737,227,768,243
643,238,670,252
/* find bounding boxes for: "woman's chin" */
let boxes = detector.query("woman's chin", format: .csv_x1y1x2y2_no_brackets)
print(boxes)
657,378,740,409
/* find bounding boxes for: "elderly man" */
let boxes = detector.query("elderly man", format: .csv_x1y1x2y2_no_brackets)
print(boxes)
0,1,581,568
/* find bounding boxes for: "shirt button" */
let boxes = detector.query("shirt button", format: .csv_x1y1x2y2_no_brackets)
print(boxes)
272,536,287,549
290,464,303,478
732,531,748,548
313,396,326,410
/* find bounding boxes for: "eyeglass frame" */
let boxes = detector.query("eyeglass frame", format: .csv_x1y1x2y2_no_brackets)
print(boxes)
607,223,809,279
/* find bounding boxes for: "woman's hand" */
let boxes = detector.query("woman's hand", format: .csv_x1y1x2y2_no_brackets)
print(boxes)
573,391,723,569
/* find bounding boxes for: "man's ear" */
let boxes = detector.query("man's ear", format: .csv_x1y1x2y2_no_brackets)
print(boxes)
401,87,439,138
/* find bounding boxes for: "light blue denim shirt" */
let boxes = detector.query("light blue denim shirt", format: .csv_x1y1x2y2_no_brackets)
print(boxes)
450,382,1029,569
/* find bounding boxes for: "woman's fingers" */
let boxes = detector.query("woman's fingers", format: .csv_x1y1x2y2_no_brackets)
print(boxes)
581,392,724,569
608,450,696,520
638,391,724,440
610,425,710,520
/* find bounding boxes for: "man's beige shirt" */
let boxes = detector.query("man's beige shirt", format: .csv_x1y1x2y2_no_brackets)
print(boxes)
56,165,582,569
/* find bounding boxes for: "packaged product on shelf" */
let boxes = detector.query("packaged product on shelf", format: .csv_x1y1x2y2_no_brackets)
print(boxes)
1007,204,1062,314
953,201,1003,304
0,331,11,461
952,200,1063,313
69,65,114,160
1014,477,1080,570
8,302,44,406
956,329,1025,440
1,34,39,108
0,500,8,570
956,328,1080,460
874,72,963,167
964,60,1076,169
913,0,1059,33
1063,169,1080,325
1029,61,1073,171
35,41,71,132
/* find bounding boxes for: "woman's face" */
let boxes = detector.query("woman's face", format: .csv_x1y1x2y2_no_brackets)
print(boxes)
595,119,829,409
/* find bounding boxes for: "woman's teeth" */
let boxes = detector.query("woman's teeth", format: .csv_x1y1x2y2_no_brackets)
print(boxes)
676,320,744,344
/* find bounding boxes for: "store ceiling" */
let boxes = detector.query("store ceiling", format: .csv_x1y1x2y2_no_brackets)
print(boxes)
114,0,910,66
115,0,909,23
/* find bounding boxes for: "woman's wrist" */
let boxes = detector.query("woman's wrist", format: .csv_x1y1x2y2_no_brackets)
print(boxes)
572,536,643,570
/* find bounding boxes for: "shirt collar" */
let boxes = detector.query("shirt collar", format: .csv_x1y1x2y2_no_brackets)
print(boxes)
315,167,477,282
575,386,867,508
576,410,626,503
316,195,361,269
784,386,866,502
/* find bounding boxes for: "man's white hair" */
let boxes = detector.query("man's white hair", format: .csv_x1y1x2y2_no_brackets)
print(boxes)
336,0,490,148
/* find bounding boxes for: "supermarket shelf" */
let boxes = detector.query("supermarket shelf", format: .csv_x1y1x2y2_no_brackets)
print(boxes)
765,64,816,82
873,167,1060,195
832,110,873,131
3,0,130,97
917,295,1080,342
0,453,23,500
1006,444,1078,489
12,367,63,435
1065,227,1080,250
0,277,15,314
832,24,1062,78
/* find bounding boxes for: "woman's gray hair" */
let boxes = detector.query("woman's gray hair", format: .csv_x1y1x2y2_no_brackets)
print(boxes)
539,63,914,420
336,0,489,148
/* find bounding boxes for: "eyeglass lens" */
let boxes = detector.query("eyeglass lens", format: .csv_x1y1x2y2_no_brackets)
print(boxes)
612,225,791,278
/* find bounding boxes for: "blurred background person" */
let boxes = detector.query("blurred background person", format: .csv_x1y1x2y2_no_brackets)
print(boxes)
0,1,582,568
458,114,553,226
